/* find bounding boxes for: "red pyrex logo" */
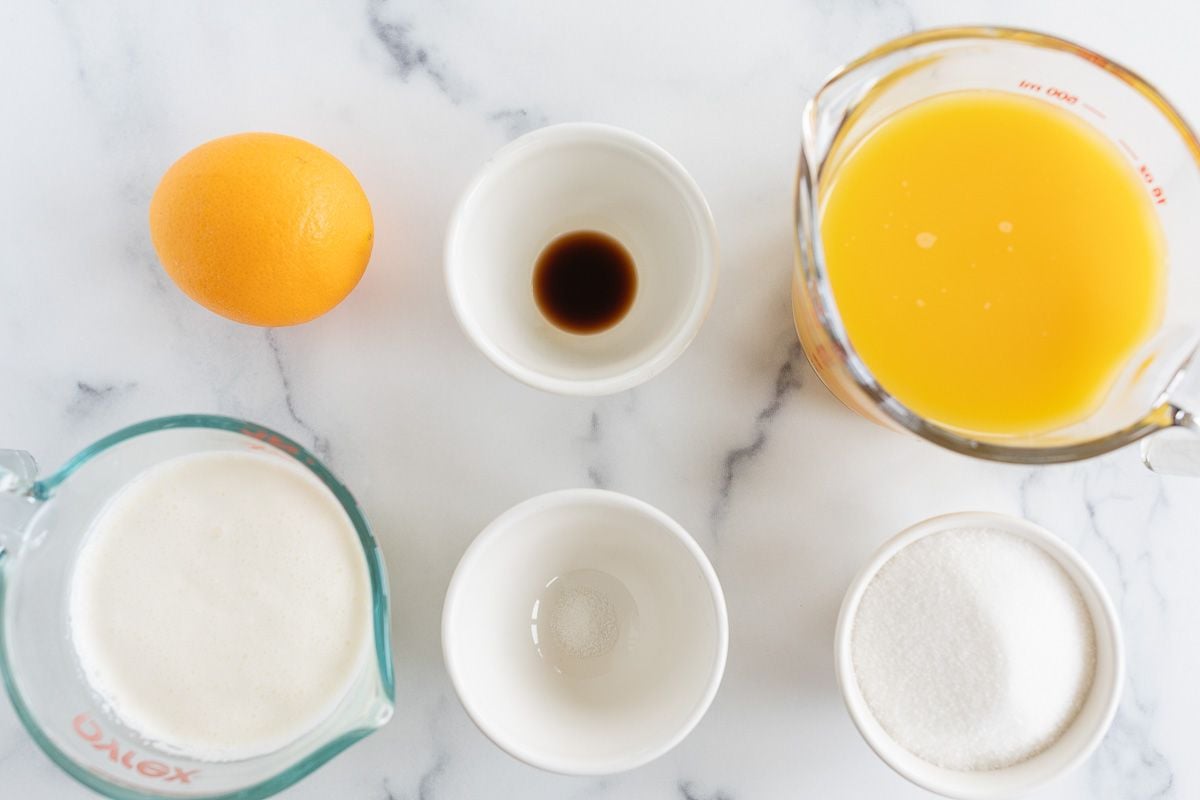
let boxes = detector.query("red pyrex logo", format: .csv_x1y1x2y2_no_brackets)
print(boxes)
73,713,198,784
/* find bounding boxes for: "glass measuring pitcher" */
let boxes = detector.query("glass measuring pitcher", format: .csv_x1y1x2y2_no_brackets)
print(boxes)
0,415,395,800
793,27,1200,473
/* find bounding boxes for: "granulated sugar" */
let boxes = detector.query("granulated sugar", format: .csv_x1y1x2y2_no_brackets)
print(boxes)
851,527,1097,771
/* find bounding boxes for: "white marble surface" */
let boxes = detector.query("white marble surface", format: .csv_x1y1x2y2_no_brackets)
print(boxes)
2,1,1199,798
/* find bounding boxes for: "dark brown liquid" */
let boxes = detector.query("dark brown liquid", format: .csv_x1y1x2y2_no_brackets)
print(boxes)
533,231,637,334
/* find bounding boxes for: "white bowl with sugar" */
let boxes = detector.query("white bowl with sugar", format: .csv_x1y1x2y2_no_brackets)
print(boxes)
835,512,1123,799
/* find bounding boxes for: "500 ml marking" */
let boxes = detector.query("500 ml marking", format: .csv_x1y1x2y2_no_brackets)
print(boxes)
1018,79,1077,105
1017,79,1168,205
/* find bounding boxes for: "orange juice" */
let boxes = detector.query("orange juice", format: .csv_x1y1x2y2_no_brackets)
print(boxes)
820,90,1165,435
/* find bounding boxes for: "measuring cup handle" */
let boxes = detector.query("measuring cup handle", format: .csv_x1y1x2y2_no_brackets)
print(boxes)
1142,357,1200,477
1142,411,1200,476
0,450,39,554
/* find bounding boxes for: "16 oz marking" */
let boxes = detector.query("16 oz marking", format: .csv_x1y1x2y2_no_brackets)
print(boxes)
1139,164,1168,205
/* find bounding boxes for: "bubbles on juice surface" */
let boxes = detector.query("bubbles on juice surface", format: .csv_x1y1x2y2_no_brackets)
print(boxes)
531,569,640,678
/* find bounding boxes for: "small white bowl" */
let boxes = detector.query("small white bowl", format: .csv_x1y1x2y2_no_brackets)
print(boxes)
442,489,728,775
835,512,1124,799
444,123,719,395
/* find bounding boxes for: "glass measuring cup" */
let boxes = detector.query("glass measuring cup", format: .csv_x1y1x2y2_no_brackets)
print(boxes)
0,415,395,800
793,27,1200,473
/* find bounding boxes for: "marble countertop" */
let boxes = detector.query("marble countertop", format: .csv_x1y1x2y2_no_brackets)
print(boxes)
3,1,1199,798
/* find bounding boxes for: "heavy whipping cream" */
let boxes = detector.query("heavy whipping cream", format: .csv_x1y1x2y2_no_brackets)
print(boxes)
69,450,372,761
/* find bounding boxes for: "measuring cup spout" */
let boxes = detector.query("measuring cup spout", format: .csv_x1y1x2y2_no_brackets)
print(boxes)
363,697,394,729
1142,352,1200,476
0,449,39,554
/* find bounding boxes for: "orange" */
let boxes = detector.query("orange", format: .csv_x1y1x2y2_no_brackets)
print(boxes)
149,132,374,326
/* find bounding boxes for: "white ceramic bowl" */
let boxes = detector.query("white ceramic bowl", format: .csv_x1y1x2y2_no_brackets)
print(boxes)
834,511,1124,799
442,489,728,775
444,123,719,395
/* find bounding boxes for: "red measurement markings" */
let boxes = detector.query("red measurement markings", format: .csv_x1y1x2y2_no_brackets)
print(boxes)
1045,87,1077,105
1117,141,1165,204
1018,84,1164,207
1017,80,1077,105
239,427,301,455
1138,163,1168,205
